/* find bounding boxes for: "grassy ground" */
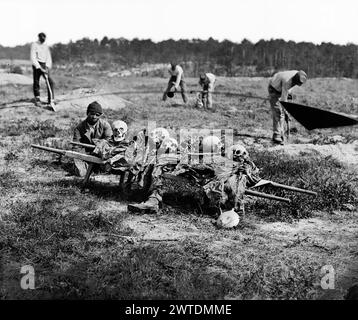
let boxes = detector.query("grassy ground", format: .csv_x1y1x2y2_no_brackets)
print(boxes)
0,71,357,299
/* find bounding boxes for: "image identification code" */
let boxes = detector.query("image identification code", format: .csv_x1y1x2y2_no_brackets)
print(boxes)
124,303,232,317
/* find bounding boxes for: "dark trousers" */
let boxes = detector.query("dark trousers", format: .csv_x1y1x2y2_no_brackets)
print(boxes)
32,62,54,102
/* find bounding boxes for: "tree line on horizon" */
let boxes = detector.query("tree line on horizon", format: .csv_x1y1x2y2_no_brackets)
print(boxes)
1,37,357,78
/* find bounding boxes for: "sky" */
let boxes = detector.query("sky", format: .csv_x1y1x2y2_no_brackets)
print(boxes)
1,0,358,47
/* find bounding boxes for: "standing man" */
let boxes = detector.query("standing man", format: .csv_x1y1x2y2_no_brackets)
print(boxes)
30,32,55,108
199,73,216,109
72,101,113,176
162,62,188,104
268,70,307,144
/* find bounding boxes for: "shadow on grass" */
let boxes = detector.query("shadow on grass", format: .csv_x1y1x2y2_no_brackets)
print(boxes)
35,176,126,203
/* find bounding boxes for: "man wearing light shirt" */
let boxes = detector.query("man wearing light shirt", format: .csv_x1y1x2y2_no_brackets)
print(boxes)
30,32,55,106
199,73,216,109
162,62,188,104
268,70,307,144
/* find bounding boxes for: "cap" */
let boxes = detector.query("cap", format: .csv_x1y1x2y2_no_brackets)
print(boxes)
87,101,103,114
297,70,307,84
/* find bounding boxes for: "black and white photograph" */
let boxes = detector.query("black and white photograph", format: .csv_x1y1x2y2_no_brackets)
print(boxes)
0,0,357,306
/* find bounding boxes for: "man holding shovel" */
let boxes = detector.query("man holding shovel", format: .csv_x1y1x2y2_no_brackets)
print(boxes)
30,32,56,111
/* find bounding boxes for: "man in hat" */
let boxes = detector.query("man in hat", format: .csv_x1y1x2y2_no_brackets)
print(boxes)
162,62,188,104
30,32,55,108
72,101,113,176
268,70,307,144
199,73,216,109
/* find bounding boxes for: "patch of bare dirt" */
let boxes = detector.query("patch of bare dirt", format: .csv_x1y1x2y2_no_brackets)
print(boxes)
269,141,358,168
123,214,206,241
2,88,130,115
0,73,32,85
54,88,129,112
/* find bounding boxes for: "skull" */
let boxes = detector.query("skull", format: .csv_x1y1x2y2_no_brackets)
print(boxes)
227,144,249,162
150,127,170,144
202,135,222,153
112,120,128,142
161,137,178,154
216,209,240,229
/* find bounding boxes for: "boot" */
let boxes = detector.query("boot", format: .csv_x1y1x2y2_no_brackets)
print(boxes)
127,193,162,214
272,133,284,145
73,159,88,177
34,96,42,107
234,202,245,217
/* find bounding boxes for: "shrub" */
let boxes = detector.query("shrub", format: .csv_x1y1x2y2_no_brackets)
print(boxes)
10,65,23,74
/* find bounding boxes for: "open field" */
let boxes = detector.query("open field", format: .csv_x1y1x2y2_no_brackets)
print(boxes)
0,72,357,299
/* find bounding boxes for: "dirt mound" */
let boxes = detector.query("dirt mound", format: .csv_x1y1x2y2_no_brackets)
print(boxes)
269,141,358,168
0,73,32,86
55,89,129,111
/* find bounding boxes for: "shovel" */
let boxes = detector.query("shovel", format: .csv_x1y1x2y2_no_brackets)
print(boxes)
44,73,56,112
